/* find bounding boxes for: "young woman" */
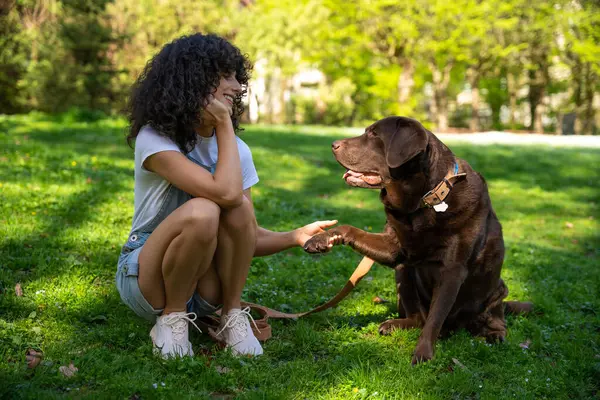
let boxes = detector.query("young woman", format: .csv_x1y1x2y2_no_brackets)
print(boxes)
116,33,337,358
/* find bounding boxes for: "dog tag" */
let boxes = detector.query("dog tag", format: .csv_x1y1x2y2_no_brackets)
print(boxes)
433,202,448,212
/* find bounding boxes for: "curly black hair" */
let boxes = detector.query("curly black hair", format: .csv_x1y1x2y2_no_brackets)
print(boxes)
127,33,252,152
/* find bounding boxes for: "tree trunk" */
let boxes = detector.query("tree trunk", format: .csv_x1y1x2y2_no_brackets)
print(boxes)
467,68,480,132
507,72,518,129
398,59,414,104
430,61,452,132
571,58,583,135
278,76,288,124
582,63,596,135
528,69,546,133
534,100,544,133
267,68,284,124
437,102,449,132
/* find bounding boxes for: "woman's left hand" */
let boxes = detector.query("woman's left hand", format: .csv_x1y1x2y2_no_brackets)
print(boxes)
293,220,338,247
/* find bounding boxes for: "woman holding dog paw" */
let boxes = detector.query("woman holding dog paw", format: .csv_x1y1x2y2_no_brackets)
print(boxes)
116,33,336,359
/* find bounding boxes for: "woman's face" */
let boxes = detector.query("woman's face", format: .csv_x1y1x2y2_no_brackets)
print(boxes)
213,74,242,116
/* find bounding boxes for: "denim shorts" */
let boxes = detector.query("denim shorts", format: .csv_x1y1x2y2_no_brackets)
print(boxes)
116,232,218,322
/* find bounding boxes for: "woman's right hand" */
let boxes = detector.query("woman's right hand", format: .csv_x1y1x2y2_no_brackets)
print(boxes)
202,95,231,127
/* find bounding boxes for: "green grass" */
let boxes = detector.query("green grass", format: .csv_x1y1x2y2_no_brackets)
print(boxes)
0,113,599,399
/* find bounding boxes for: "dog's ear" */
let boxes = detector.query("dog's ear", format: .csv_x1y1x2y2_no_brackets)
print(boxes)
385,119,429,169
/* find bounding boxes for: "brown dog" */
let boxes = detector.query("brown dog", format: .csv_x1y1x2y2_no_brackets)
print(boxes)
304,116,532,364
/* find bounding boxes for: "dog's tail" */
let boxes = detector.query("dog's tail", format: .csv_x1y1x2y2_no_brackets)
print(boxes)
504,301,534,315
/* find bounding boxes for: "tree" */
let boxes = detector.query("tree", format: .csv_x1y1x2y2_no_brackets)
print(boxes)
234,0,329,123
560,0,600,134
0,3,29,113
462,0,521,131
362,0,420,115
411,0,490,131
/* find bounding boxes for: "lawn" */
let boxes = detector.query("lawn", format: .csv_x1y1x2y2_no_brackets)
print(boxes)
0,113,599,399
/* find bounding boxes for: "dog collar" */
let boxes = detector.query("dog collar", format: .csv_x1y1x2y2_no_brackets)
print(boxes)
420,162,467,209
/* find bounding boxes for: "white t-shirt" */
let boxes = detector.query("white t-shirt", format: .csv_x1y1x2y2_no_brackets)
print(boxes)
130,125,259,232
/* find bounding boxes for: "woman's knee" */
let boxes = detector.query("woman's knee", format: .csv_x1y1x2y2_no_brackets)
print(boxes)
220,196,256,233
180,198,221,239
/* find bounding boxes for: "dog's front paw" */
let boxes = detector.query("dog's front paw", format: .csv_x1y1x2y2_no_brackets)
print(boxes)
412,340,434,365
378,318,420,335
303,232,332,254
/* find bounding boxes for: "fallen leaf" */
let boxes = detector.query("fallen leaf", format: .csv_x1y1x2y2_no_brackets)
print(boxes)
209,393,235,400
519,339,532,349
25,349,43,369
372,296,390,304
565,222,574,229
215,366,230,374
59,362,78,378
15,283,23,297
452,358,467,370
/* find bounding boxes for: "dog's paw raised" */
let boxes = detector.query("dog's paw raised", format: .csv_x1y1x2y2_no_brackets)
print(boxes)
303,233,332,254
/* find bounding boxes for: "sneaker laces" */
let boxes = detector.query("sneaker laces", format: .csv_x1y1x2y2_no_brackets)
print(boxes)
216,307,261,338
162,312,202,341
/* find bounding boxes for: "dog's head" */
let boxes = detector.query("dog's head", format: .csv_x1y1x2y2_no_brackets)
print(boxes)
331,116,431,211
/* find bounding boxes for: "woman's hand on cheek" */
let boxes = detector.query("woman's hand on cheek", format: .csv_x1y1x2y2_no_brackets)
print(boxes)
293,220,338,247
202,95,230,126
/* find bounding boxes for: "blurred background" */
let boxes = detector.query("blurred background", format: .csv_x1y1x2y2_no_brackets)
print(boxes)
0,0,598,134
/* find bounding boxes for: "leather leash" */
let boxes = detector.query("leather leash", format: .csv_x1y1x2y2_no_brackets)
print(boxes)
197,256,375,342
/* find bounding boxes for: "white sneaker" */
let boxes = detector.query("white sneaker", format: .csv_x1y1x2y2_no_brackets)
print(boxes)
150,312,201,359
216,308,263,356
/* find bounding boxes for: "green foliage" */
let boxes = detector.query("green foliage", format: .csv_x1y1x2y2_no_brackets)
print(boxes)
320,78,357,126
0,115,599,398
0,7,29,113
0,0,598,132
481,76,510,129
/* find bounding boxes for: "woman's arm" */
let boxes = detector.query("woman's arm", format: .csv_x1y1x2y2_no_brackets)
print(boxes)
244,188,338,257
145,98,243,209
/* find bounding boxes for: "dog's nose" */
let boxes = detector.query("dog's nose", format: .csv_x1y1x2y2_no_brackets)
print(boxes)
332,140,341,151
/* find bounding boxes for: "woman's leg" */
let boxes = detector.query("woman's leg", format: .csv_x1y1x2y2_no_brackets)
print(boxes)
193,196,256,308
138,197,220,314
214,196,256,314
195,262,222,306
210,196,262,355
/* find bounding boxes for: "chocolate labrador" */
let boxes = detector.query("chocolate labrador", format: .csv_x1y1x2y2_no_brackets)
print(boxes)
304,116,532,364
